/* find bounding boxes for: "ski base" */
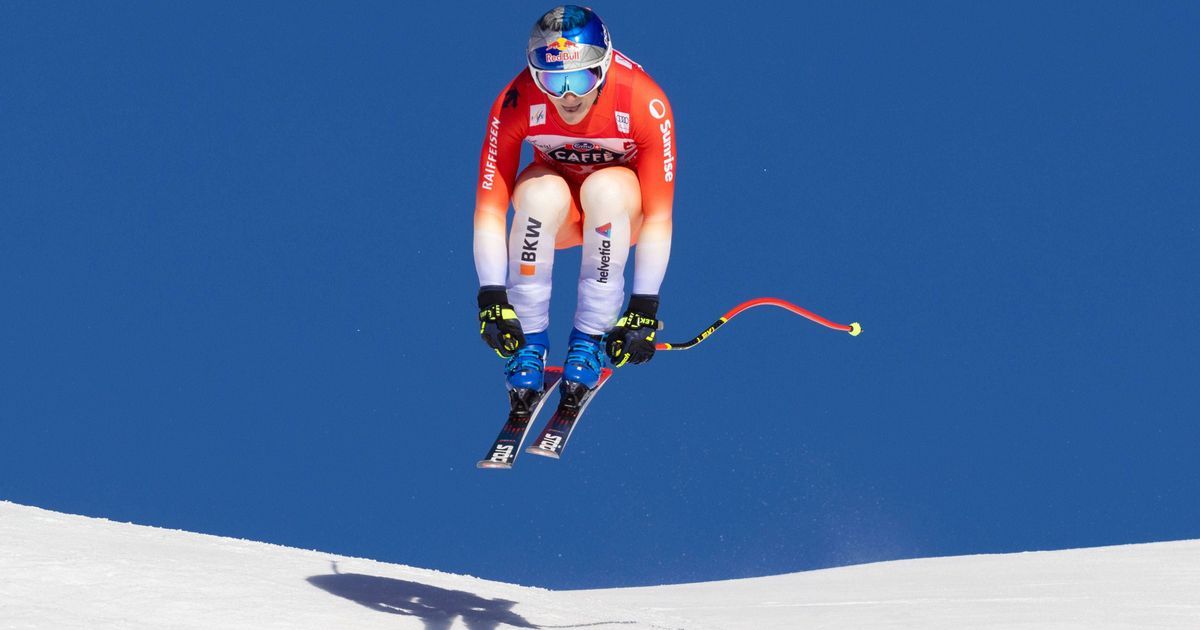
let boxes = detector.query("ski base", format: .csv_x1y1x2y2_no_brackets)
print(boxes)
477,367,563,469
525,368,613,460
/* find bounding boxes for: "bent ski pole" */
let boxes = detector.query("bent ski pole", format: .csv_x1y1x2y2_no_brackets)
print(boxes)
656,297,861,352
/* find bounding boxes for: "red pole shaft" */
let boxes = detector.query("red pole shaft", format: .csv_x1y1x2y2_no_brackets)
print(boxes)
720,297,854,333
655,297,861,351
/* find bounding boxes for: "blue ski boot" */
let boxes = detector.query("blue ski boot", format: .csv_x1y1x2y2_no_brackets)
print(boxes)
504,330,549,392
562,328,606,391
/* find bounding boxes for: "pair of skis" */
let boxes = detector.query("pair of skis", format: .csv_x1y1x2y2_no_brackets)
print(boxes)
477,366,614,469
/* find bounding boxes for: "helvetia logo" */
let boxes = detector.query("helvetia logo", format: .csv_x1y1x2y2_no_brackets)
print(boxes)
596,232,612,283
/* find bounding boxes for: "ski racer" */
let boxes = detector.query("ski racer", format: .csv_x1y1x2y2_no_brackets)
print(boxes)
473,5,677,400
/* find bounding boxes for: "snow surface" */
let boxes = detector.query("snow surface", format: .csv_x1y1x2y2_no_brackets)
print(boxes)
2,500,1198,629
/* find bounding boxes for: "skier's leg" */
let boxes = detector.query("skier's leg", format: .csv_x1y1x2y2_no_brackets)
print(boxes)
507,165,572,334
575,166,643,335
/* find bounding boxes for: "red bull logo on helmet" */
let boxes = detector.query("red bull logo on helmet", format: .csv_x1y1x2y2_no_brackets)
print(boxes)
544,37,582,64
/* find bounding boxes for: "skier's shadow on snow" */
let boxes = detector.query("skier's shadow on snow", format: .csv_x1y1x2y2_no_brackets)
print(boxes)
307,567,533,629
310,562,637,630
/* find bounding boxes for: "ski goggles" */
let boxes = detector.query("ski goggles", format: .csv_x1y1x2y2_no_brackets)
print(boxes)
532,66,605,98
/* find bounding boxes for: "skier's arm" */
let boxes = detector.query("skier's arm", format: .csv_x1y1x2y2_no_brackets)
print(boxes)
604,74,675,367
630,74,675,297
473,81,527,288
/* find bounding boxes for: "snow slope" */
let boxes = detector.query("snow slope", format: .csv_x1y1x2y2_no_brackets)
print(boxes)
2,500,1197,629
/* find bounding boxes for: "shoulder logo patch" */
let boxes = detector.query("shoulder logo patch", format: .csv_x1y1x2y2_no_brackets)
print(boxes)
648,99,667,120
615,111,630,133
530,103,546,126
502,87,519,109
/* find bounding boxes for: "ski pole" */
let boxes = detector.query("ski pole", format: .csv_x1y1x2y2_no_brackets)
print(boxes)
656,297,861,351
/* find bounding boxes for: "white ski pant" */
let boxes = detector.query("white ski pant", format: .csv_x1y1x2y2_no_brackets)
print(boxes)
506,166,641,336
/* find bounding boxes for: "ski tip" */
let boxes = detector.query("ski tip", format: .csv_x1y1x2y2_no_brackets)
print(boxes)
476,460,514,470
524,447,561,459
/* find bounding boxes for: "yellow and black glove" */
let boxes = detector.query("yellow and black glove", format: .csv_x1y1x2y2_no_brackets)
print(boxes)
478,286,525,357
605,294,659,367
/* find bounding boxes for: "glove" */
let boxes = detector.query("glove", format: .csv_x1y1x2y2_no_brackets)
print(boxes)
605,294,659,367
478,286,525,357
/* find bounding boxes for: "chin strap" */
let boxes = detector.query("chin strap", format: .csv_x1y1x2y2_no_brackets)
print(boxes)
656,297,861,352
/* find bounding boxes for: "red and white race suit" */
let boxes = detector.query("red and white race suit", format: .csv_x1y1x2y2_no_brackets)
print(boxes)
473,51,676,334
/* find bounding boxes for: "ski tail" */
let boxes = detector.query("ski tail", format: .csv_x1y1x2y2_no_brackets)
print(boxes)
477,367,564,469
525,368,613,459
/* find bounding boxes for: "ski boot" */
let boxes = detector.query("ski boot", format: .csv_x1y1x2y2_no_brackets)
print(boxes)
560,328,605,407
505,330,549,413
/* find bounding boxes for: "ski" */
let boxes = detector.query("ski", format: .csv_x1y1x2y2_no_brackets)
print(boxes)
525,368,613,460
477,367,564,469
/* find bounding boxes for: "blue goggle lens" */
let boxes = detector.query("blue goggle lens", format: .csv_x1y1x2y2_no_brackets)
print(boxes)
534,67,603,97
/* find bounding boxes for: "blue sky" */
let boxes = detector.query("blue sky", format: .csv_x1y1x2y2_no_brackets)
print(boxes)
2,1,1197,589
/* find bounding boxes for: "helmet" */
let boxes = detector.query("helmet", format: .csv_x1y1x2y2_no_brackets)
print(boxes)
526,6,613,97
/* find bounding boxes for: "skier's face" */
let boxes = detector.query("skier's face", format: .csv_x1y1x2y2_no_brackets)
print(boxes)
550,89,599,125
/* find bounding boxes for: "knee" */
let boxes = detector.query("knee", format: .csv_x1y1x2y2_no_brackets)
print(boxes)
580,167,639,218
514,174,571,223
